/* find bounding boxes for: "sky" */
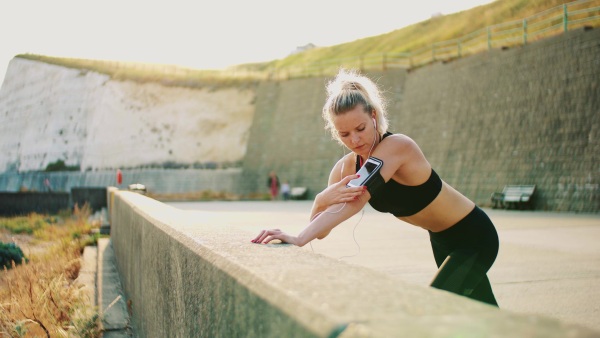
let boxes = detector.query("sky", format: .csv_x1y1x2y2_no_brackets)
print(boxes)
0,0,495,83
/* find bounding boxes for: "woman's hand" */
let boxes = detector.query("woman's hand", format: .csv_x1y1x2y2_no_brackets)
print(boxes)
317,174,367,206
251,229,297,245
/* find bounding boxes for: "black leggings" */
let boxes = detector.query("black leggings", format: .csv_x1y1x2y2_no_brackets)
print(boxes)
428,206,499,306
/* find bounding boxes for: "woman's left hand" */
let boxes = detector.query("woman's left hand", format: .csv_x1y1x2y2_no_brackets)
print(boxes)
251,229,297,245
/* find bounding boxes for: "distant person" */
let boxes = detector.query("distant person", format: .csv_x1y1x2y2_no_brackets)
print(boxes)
116,169,123,187
267,171,280,200
281,181,291,200
252,69,500,306
43,178,52,192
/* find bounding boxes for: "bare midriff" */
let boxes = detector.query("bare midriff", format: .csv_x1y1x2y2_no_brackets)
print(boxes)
398,181,475,232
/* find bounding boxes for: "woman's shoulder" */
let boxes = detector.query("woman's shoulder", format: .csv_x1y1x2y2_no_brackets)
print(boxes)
381,133,420,149
377,133,426,165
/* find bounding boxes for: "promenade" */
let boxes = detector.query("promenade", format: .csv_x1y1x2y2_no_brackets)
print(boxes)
169,200,600,333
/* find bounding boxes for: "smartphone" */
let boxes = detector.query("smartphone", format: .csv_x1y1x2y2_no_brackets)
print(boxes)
347,157,383,188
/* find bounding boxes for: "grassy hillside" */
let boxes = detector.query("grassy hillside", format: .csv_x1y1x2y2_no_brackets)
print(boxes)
293,0,564,56
16,0,599,85
258,0,597,72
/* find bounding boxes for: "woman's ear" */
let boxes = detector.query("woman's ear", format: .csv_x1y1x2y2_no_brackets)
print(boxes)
371,112,377,129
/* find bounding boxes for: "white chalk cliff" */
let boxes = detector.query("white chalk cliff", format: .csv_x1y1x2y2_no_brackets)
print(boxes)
0,57,256,172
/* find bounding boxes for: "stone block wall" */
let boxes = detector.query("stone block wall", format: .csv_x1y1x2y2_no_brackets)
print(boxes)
398,28,599,211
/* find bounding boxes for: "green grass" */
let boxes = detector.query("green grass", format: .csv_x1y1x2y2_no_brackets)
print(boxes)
0,214,58,235
0,205,98,245
15,0,599,84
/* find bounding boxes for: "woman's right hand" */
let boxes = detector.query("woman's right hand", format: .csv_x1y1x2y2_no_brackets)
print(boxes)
316,174,366,207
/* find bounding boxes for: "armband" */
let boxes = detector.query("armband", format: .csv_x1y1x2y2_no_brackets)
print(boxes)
365,168,385,196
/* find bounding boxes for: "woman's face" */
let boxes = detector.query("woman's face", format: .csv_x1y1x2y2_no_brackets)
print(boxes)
332,105,377,158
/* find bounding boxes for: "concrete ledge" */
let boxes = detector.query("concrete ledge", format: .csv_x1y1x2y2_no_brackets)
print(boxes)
72,245,101,336
97,238,131,335
76,245,97,310
108,190,598,337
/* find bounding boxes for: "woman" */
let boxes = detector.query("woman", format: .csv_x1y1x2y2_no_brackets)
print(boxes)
251,69,499,306
267,170,280,200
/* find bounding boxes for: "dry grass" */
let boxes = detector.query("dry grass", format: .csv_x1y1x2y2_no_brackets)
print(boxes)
0,204,101,337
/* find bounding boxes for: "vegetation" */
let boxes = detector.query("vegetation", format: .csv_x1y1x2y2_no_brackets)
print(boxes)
0,204,101,337
15,0,599,85
0,242,26,269
269,0,589,67
45,159,80,172
0,214,54,235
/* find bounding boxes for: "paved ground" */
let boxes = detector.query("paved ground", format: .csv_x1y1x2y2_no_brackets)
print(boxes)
169,200,600,333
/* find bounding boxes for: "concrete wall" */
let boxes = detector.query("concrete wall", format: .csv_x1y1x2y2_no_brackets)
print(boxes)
108,189,599,337
240,28,599,212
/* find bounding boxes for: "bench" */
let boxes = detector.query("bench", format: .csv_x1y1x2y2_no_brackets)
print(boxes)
491,185,536,210
290,187,308,200
128,183,147,195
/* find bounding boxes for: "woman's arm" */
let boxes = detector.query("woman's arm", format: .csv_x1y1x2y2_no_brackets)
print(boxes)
252,191,370,247
309,175,365,220
252,134,422,247
309,156,364,221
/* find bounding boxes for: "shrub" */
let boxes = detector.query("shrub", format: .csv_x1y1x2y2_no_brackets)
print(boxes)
45,159,80,172
0,241,27,269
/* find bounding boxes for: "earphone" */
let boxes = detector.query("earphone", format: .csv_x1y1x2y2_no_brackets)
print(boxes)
373,118,377,129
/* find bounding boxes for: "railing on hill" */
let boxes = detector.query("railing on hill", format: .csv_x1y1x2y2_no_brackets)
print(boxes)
265,0,600,79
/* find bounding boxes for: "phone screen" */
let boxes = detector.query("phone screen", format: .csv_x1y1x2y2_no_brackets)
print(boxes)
347,159,381,187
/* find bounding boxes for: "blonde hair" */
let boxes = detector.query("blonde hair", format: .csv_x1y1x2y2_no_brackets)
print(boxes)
322,69,389,144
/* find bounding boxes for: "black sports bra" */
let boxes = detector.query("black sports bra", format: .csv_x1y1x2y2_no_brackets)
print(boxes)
355,132,443,217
